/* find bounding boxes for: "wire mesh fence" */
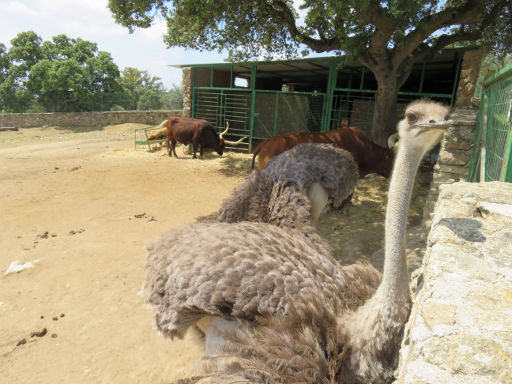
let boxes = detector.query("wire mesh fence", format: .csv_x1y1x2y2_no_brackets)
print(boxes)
468,64,512,182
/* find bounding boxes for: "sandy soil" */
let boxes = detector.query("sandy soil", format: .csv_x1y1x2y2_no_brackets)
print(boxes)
0,124,431,384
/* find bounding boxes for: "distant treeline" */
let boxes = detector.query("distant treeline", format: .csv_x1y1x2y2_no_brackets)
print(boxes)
0,31,183,113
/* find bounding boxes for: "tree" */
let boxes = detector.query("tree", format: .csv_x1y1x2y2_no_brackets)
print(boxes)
1,31,123,112
119,67,166,110
0,43,11,112
161,84,183,110
0,43,9,83
137,89,163,110
108,0,512,145
0,31,42,112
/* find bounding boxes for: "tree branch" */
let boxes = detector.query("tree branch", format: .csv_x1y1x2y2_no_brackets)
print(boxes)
396,28,482,87
267,0,338,52
354,1,395,62
392,0,488,66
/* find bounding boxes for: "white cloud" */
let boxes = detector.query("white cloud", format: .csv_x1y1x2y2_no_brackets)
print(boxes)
0,0,229,87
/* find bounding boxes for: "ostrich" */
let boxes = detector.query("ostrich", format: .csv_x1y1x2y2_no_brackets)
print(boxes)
218,143,359,225
144,100,451,383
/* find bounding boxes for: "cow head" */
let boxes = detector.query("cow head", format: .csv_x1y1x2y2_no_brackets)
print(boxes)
218,121,248,155
371,133,398,178
378,133,399,177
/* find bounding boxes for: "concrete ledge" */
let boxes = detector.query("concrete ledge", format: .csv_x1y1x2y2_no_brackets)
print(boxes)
397,182,512,384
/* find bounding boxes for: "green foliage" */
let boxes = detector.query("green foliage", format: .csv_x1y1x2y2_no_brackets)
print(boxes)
108,0,511,62
161,84,183,110
137,89,163,110
110,104,126,111
119,67,166,110
0,31,172,113
108,0,512,144
0,43,9,83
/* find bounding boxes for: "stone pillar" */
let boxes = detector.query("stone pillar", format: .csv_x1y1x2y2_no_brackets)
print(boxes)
455,47,489,108
422,109,478,226
182,67,192,117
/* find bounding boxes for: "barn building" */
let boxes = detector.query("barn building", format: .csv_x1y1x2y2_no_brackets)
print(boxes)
173,47,485,152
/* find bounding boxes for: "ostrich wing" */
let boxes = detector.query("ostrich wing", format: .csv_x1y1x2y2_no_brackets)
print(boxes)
144,222,380,339
264,144,359,207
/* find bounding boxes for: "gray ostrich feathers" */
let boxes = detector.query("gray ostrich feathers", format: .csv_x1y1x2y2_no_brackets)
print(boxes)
218,143,359,225
144,222,380,339
145,100,452,383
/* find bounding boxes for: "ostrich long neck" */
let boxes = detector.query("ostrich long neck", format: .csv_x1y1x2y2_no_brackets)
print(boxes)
378,141,425,300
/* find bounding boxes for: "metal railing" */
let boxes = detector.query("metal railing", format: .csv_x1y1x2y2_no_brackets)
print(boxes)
468,64,512,182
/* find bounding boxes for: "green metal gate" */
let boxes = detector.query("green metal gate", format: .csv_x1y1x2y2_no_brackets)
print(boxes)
252,90,326,141
468,64,512,182
193,87,326,152
193,87,252,151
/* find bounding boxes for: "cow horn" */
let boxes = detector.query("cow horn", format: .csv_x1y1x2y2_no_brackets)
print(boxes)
224,136,248,146
219,121,229,139
387,133,399,149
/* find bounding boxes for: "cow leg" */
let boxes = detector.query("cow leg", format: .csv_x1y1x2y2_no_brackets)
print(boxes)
192,143,198,158
166,137,171,157
199,144,204,157
171,140,178,158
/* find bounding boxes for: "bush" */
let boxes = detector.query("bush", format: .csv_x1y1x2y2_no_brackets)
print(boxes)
110,104,125,111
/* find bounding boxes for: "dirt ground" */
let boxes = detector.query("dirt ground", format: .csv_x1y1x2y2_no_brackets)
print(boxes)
0,124,432,384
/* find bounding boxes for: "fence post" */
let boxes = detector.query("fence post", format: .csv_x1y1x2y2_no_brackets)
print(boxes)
500,99,512,181
479,90,488,182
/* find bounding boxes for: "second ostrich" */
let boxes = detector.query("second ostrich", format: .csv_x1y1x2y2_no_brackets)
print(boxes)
144,100,451,383
218,143,359,225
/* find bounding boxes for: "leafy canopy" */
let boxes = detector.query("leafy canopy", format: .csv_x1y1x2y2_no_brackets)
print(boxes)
108,0,512,63
0,31,182,113
108,0,511,144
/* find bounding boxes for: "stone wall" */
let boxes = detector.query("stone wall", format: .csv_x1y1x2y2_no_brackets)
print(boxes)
182,67,192,118
397,181,512,384
423,108,478,226
455,47,489,108
0,110,183,128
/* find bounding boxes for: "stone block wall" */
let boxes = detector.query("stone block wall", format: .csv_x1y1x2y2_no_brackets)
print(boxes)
182,67,192,118
0,110,183,128
455,47,489,108
423,108,478,226
397,182,512,384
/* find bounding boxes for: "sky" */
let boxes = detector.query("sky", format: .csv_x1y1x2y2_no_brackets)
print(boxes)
0,0,233,88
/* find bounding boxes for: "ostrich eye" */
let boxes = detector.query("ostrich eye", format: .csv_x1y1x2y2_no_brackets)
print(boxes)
406,112,418,123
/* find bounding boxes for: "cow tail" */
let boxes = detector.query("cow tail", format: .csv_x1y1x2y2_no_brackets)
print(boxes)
251,143,262,169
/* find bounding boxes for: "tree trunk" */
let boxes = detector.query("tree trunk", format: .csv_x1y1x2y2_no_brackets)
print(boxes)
371,72,399,147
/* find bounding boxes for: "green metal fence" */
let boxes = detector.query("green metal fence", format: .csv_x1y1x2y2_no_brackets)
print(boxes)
193,88,252,151
468,64,512,182
193,87,326,152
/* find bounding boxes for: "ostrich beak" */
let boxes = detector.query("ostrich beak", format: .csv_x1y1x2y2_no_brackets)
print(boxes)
412,119,450,130
412,119,450,135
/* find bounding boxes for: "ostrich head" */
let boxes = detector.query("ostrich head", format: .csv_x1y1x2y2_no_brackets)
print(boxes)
397,100,451,155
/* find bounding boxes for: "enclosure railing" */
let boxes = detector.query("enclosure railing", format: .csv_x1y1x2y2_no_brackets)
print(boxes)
468,64,512,182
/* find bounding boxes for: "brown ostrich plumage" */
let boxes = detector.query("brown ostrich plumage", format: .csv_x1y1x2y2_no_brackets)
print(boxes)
145,100,451,383
218,143,359,225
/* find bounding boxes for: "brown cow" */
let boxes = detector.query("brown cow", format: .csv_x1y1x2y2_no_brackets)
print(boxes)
251,125,397,179
164,118,246,158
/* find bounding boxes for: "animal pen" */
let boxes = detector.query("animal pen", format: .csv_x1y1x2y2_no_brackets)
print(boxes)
175,47,477,152
468,63,512,182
